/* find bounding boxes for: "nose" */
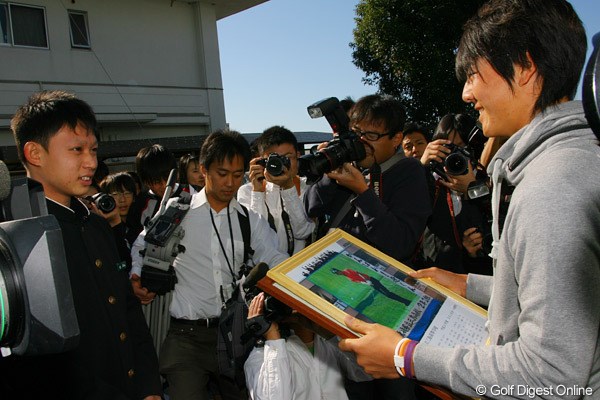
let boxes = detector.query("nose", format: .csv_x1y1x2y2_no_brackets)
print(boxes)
462,80,474,104
83,151,97,171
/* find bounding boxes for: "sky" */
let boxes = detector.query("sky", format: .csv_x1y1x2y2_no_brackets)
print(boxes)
217,0,600,134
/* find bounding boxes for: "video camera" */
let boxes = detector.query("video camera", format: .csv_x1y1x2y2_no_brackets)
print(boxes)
297,97,367,180
256,153,291,177
240,263,292,341
0,162,78,357
140,169,190,295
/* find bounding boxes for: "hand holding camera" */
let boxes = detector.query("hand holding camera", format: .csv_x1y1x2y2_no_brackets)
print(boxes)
326,162,369,194
250,153,295,191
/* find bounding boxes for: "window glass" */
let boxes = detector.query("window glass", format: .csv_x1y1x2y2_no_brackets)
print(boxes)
10,4,47,48
68,11,89,48
0,3,9,44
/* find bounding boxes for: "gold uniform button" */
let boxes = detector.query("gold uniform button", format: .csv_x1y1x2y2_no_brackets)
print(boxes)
127,369,135,378
119,332,127,342
95,259,102,268
108,296,117,305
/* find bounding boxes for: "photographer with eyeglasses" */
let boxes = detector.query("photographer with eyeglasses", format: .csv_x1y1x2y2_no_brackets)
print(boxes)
304,94,431,400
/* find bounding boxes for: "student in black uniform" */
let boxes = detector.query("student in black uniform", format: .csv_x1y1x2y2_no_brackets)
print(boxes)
2,90,162,400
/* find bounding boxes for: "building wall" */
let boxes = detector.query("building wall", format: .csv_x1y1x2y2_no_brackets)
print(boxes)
0,0,229,161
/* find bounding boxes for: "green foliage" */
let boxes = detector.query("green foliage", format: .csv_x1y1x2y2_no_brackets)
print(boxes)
351,0,485,128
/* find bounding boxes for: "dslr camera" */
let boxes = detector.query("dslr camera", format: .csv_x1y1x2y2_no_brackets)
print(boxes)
430,126,485,181
256,153,291,177
85,192,116,213
297,97,367,180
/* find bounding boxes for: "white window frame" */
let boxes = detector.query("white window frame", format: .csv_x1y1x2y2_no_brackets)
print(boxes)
68,9,90,49
0,1,48,49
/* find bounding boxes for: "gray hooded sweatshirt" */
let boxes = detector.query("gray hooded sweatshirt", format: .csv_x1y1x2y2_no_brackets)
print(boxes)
413,101,600,399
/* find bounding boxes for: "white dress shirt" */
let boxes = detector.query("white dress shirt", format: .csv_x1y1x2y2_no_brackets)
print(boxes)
244,334,371,400
237,178,315,255
131,189,288,320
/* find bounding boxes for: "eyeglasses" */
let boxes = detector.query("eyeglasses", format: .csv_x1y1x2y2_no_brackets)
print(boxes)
110,191,134,199
351,128,391,142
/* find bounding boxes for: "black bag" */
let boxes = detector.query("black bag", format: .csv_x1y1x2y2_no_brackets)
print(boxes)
216,282,253,387
216,205,254,388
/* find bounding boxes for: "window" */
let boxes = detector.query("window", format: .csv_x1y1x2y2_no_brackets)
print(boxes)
68,10,90,48
1,4,9,44
0,2,48,48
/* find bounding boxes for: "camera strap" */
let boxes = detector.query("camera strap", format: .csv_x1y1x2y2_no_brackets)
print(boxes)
209,204,237,304
264,194,295,256
433,182,463,249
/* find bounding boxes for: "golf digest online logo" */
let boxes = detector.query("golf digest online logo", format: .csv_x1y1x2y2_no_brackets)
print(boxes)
474,384,593,398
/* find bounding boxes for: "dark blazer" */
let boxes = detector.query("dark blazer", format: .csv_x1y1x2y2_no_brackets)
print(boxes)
305,156,431,263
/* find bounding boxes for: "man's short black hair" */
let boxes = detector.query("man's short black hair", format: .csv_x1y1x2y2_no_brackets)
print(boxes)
349,94,406,136
455,0,586,113
135,144,177,185
99,172,137,195
200,129,251,171
403,122,431,142
257,125,299,155
11,90,97,166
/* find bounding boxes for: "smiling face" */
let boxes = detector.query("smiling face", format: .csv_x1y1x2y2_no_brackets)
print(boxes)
24,121,98,206
462,58,538,138
201,154,245,212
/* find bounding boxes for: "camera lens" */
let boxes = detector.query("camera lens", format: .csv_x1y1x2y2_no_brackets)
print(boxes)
444,152,469,175
266,156,285,176
91,193,116,213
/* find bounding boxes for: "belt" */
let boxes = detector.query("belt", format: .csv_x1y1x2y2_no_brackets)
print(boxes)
170,316,220,328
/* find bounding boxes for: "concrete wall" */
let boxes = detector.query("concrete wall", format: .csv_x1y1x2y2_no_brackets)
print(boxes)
0,0,232,160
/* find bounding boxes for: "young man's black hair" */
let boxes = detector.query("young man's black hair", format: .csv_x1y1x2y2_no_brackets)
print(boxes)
403,121,431,143
455,0,586,113
135,144,177,185
257,125,299,154
349,94,406,137
200,128,251,171
11,90,96,166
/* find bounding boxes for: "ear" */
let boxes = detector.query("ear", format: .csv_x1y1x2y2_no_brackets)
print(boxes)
516,52,538,87
23,141,43,167
200,163,207,176
391,132,404,150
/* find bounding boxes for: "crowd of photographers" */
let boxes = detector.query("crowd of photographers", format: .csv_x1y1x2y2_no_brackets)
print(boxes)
1,0,599,399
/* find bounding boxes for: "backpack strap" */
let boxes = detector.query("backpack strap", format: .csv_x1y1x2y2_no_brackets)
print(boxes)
237,204,254,264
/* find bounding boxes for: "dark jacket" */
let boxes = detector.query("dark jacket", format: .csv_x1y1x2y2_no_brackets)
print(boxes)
0,198,161,399
304,155,431,263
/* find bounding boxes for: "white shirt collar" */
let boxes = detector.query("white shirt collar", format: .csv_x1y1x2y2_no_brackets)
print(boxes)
190,187,246,214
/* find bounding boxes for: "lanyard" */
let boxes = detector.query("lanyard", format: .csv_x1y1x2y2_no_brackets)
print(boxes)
265,193,295,256
209,204,237,302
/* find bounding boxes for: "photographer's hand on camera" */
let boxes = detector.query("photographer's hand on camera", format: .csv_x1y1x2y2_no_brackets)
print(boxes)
326,162,369,195
462,227,484,258
438,162,476,194
89,201,122,227
249,157,267,192
130,273,156,305
248,293,280,340
420,139,452,166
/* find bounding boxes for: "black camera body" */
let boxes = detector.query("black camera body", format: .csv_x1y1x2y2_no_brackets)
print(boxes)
298,97,367,180
430,143,475,178
86,192,116,213
257,153,291,177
